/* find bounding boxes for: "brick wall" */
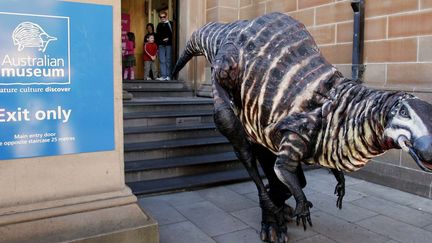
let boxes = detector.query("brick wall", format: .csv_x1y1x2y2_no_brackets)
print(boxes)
204,0,432,198
207,0,432,91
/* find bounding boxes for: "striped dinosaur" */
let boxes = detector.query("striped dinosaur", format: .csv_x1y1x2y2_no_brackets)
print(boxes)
172,12,432,243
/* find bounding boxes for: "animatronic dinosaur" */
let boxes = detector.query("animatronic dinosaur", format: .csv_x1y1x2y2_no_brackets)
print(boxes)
172,12,432,243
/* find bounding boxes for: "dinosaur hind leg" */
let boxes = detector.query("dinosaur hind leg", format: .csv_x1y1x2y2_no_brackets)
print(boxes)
254,144,291,207
212,79,286,243
212,81,268,200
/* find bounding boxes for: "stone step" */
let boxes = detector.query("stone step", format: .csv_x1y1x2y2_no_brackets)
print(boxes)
125,151,240,182
123,79,182,83
123,80,188,89
124,123,220,143
127,168,255,195
125,151,237,171
197,83,213,98
126,88,193,98
123,110,214,127
123,79,182,82
124,136,233,161
123,97,213,113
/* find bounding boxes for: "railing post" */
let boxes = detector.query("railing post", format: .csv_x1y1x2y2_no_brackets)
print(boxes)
193,56,198,97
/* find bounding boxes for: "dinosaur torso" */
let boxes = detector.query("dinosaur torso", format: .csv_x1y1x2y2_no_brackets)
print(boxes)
196,14,342,147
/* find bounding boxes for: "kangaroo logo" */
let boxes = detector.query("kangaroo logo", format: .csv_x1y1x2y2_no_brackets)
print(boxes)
12,22,57,52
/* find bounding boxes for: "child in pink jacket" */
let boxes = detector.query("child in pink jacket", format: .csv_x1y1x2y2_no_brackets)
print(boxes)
123,32,136,80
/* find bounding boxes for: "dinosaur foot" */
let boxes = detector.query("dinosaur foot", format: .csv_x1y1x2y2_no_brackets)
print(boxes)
260,204,294,243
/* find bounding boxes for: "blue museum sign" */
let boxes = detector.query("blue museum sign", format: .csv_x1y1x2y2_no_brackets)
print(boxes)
0,0,114,159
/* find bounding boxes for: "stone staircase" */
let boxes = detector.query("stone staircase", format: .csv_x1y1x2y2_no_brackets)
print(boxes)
122,79,253,195
123,79,193,98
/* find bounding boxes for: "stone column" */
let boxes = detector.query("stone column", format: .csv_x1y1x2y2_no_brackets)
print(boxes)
0,0,158,242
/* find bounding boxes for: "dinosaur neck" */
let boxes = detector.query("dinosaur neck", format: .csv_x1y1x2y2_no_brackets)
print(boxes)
317,81,405,171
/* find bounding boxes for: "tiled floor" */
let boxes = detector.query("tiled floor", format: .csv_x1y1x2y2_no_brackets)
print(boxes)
138,168,432,243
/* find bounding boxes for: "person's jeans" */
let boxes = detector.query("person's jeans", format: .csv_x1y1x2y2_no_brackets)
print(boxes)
159,45,172,78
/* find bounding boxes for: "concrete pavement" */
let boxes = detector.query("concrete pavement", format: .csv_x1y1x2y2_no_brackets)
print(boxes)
138,168,432,243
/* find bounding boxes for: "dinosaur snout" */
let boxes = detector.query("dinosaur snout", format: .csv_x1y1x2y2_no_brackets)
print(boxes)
413,135,432,163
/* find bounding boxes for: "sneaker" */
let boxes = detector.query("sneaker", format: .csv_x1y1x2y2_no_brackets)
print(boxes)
145,77,152,80
156,77,165,81
165,77,171,80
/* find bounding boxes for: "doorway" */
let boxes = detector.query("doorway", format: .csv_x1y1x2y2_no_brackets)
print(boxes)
121,0,177,80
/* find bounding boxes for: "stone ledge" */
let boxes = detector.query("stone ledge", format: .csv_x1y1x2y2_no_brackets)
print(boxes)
0,191,159,243
0,188,136,226
350,160,432,199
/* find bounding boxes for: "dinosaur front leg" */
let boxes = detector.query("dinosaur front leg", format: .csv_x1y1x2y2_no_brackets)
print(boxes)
215,107,286,242
331,169,345,209
274,133,313,231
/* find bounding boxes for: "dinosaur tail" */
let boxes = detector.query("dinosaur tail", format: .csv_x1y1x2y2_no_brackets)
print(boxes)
171,44,195,79
171,25,212,79
171,30,205,79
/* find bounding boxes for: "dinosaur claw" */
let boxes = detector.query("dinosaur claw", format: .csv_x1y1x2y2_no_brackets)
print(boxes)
294,200,313,231
261,203,293,243
260,222,286,243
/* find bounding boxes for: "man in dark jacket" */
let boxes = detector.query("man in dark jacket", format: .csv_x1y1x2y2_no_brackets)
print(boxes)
156,11,173,80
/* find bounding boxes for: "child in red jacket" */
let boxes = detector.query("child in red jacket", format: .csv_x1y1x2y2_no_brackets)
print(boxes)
143,34,159,80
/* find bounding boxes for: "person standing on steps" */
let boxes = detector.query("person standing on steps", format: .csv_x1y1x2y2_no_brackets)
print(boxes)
156,11,173,81
143,34,159,80
144,23,156,79
123,32,136,80
144,23,155,43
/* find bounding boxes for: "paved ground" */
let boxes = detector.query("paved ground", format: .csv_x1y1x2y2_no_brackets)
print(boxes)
138,168,432,243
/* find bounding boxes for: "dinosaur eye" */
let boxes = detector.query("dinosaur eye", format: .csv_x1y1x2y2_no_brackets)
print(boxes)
399,106,410,118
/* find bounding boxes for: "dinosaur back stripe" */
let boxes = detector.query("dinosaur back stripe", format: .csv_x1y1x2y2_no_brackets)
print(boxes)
235,14,338,150
176,12,340,152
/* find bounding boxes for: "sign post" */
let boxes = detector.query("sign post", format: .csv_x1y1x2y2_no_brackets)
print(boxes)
0,1,158,242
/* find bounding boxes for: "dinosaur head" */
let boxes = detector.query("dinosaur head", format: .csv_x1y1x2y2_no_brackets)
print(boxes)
384,97,432,172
